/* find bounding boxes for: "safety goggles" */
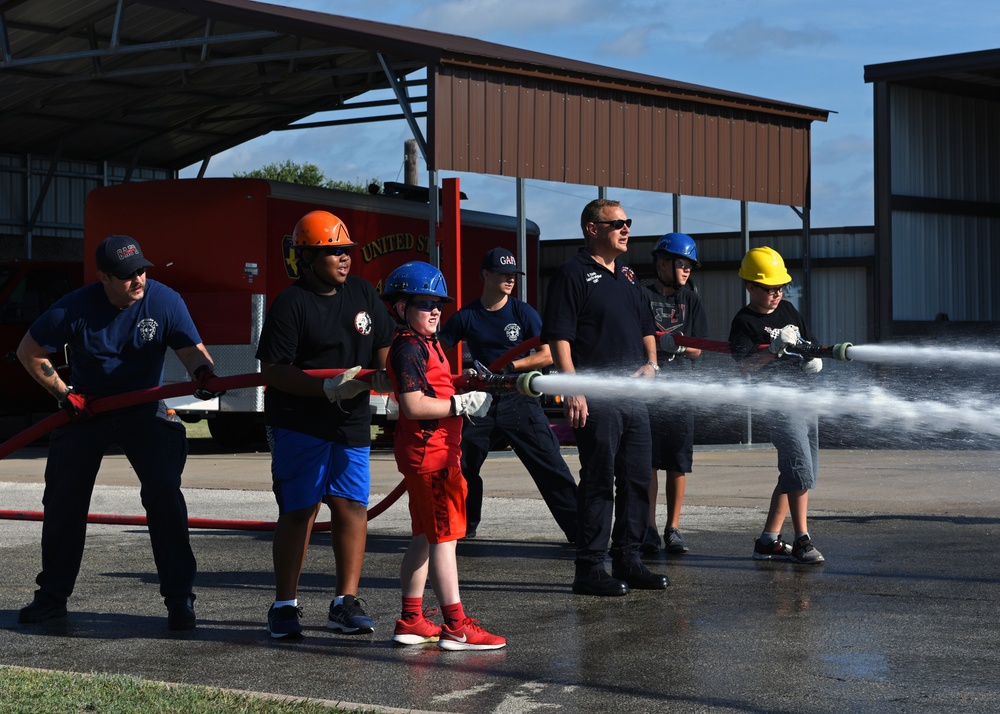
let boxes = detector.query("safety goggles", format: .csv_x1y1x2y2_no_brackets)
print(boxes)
410,299,444,312
319,246,351,257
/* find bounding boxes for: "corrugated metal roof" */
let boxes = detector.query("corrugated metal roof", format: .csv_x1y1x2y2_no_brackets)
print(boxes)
1,0,828,207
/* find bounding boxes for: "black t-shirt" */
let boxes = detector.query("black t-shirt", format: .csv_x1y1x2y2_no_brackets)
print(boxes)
728,300,815,381
256,276,394,445
640,281,709,372
541,248,655,374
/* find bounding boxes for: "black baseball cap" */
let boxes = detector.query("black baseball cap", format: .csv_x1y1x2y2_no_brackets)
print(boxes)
481,247,524,275
95,235,153,278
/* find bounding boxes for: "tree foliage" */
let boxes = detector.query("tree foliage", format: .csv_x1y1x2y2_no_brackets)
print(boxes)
233,160,381,194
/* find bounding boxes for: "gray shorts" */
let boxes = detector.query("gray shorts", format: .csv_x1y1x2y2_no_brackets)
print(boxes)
771,413,819,492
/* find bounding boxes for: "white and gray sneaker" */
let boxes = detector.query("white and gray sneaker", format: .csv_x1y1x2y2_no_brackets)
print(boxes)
791,535,825,564
752,535,795,561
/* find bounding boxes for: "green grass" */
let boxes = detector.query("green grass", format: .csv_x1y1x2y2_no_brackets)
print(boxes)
180,418,211,440
0,666,381,713
177,416,389,447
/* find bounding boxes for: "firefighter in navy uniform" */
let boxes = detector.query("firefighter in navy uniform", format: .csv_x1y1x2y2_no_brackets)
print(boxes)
16,234,222,630
440,247,578,543
639,232,709,555
542,199,669,597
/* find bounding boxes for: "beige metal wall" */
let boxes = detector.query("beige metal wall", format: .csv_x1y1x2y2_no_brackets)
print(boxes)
537,226,874,346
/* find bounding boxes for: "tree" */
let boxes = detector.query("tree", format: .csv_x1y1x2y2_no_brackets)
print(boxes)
233,159,326,186
234,160,381,194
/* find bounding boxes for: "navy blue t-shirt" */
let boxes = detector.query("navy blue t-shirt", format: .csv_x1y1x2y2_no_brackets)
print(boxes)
439,296,542,367
29,279,201,396
540,248,655,374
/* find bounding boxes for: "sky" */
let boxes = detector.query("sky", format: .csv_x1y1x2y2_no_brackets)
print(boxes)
179,0,1000,241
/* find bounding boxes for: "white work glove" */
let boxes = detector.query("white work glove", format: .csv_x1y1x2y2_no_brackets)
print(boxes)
451,391,493,420
659,333,687,355
768,325,802,355
322,366,368,406
370,370,393,394
801,358,823,374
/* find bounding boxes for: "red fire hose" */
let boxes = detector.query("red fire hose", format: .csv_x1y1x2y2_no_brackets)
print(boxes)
0,367,402,531
0,360,528,532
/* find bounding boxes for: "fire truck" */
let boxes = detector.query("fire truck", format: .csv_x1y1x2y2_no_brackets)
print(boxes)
83,178,541,447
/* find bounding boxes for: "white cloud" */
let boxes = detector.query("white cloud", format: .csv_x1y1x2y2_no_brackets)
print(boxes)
704,18,836,58
409,0,603,36
598,24,667,58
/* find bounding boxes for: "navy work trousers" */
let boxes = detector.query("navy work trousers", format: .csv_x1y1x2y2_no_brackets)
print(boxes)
35,403,196,602
460,392,578,540
573,398,652,574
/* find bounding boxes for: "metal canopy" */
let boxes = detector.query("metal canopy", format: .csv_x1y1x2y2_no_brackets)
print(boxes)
1,0,828,205
864,47,1000,99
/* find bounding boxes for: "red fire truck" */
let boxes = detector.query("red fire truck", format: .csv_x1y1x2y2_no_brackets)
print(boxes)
83,178,541,447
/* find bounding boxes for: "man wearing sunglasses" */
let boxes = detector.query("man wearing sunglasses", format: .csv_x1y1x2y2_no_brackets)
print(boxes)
256,210,394,640
16,234,224,631
541,199,668,597
439,247,578,543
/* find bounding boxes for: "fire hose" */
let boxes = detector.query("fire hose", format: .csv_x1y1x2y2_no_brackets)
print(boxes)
0,363,543,531
1,333,853,530
671,335,853,362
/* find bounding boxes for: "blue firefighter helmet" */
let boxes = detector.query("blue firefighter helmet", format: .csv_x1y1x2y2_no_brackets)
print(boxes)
652,232,700,268
381,261,454,303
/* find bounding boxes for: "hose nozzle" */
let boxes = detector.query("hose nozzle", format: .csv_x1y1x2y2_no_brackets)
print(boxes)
831,342,852,362
456,360,538,396
786,340,853,362
515,370,543,398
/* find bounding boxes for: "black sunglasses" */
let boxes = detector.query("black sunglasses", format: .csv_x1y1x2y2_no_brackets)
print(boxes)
593,219,632,230
752,283,787,297
319,246,351,257
114,267,146,281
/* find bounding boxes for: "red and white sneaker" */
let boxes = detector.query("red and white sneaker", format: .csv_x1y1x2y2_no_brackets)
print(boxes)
437,617,506,651
392,610,442,645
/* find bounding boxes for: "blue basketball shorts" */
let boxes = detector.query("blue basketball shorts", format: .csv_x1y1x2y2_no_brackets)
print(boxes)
267,427,371,513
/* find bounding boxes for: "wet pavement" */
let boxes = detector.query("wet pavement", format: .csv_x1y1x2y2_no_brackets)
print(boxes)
2,443,1000,713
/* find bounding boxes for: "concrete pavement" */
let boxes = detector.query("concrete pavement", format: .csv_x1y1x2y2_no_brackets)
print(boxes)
2,441,1000,713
